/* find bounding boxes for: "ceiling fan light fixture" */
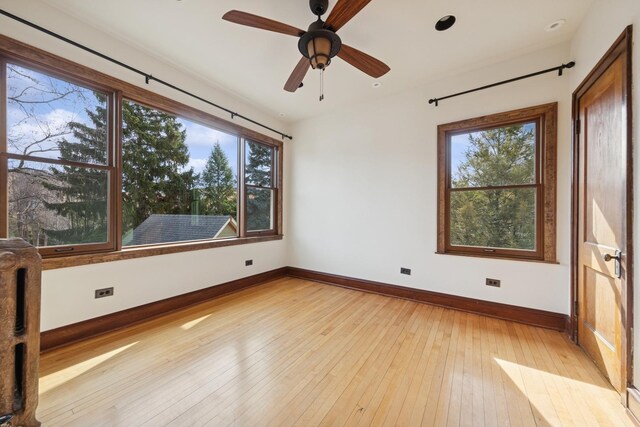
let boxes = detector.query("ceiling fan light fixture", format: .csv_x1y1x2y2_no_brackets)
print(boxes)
299,21,342,70
308,36,332,69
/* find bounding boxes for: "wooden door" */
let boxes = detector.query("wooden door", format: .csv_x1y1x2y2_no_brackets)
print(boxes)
575,30,630,395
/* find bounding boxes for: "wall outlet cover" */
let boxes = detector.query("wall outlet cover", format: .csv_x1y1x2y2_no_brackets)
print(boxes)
486,278,501,287
95,287,114,298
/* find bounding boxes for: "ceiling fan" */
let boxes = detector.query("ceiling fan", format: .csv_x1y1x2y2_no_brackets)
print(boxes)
222,0,390,94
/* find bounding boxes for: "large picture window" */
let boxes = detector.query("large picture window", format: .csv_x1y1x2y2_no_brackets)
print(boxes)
0,38,283,265
121,100,240,247
437,103,557,262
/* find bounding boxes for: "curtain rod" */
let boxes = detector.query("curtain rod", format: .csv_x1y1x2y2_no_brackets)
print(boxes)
428,61,575,107
0,9,293,140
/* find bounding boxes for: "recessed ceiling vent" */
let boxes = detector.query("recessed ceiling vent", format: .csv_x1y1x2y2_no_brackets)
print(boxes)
435,15,456,31
545,19,566,32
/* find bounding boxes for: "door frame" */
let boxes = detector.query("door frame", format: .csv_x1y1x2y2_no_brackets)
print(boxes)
570,25,633,392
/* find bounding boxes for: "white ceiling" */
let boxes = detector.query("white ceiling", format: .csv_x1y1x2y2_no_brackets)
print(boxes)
40,0,593,123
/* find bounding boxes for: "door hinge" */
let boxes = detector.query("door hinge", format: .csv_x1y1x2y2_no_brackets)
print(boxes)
575,118,581,135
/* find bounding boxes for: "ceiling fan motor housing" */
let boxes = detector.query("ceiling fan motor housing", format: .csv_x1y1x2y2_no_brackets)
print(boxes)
309,0,329,16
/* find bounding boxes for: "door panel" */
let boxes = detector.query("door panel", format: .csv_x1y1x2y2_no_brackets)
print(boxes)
577,53,626,394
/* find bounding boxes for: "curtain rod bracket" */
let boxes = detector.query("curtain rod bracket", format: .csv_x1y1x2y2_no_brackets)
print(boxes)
145,75,152,84
560,61,576,76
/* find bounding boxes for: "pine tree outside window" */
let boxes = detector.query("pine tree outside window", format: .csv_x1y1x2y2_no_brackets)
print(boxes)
121,99,241,247
436,103,557,262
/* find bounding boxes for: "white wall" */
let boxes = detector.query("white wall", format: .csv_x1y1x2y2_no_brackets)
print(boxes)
288,43,573,315
568,0,640,386
0,1,290,330
42,241,286,330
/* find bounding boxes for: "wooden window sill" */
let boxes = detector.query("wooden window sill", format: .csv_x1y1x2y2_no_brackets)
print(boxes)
434,251,559,265
42,235,284,270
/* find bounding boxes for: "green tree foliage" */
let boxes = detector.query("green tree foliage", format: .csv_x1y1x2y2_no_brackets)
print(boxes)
245,141,273,231
43,97,198,243
450,125,536,250
42,94,109,245
121,100,197,234
200,142,237,217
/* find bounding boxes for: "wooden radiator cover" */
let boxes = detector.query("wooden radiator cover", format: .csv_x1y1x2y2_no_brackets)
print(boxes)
0,239,41,427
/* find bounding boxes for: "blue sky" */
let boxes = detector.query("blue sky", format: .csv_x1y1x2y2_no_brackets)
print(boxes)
450,122,535,184
176,118,238,177
7,63,239,177
7,63,100,161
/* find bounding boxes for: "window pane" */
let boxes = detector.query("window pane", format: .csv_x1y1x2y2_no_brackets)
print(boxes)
121,100,238,246
245,140,273,187
450,122,536,188
450,188,536,250
8,160,109,247
246,187,273,232
6,63,108,165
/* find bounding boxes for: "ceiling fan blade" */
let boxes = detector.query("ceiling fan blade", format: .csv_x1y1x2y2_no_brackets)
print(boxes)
337,44,390,78
222,10,305,37
325,0,372,32
284,57,310,92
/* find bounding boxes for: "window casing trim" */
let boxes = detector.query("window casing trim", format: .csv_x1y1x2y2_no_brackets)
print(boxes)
0,34,284,264
41,234,283,270
436,103,557,262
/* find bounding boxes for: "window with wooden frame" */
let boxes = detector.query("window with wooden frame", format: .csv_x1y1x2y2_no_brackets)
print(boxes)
244,139,277,236
120,98,242,248
1,60,118,257
0,35,283,266
436,103,557,262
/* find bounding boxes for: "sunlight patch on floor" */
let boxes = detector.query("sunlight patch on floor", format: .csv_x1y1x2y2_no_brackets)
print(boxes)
39,342,138,393
180,314,211,330
494,357,612,394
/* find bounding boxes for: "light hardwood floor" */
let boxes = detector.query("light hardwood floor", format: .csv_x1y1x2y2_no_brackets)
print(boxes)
38,277,633,426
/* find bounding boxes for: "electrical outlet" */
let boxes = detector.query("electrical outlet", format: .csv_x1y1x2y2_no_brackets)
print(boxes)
400,267,411,275
486,278,501,287
95,287,114,298
245,259,253,266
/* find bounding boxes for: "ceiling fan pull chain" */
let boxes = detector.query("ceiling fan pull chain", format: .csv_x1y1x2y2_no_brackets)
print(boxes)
319,69,325,102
